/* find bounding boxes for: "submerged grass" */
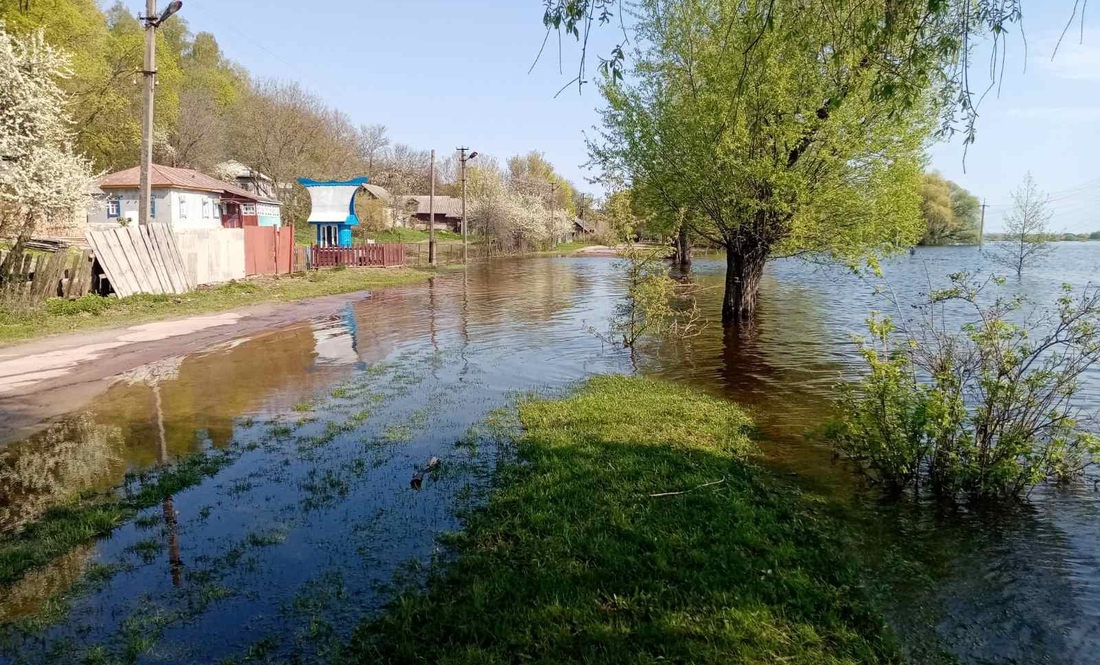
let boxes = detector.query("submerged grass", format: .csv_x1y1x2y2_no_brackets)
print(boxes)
346,375,898,664
0,265,456,346
0,449,235,590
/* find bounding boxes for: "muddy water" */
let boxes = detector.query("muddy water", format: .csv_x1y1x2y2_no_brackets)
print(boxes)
1,248,1099,664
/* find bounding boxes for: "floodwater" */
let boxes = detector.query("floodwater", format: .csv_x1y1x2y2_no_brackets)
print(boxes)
1,245,1099,664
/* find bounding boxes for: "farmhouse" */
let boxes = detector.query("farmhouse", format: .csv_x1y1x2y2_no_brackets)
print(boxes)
92,164,282,229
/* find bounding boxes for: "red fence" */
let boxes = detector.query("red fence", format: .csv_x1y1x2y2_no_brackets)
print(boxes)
310,244,406,268
245,225,295,276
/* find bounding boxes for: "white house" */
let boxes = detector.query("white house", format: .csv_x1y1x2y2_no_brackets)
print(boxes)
91,164,281,229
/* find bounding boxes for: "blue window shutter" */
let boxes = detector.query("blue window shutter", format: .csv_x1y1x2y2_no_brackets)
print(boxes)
151,196,156,218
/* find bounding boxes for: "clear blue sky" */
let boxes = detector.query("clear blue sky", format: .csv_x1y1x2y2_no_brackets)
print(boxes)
147,1,1097,232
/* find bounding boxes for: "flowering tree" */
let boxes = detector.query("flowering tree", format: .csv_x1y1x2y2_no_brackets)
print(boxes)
469,163,573,252
0,22,92,276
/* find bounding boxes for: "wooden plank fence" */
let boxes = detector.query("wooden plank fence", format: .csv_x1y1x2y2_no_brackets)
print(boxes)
0,249,95,306
310,243,406,268
86,224,193,297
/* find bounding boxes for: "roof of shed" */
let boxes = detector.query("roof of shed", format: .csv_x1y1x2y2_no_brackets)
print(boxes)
404,195,463,218
97,164,279,204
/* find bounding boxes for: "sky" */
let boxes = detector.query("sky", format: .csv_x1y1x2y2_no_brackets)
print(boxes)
143,1,1098,232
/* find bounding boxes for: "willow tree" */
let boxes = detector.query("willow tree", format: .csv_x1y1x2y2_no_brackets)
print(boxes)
588,0,976,323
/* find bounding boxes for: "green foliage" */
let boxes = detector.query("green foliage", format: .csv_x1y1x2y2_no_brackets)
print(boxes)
595,243,703,348
347,376,898,664
43,294,110,316
828,273,1100,500
918,173,980,245
591,0,932,320
990,173,1054,277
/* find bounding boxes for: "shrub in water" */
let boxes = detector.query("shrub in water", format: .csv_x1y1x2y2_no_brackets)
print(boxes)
828,272,1100,500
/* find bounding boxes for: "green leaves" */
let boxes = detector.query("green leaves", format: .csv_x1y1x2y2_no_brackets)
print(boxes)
828,272,1100,500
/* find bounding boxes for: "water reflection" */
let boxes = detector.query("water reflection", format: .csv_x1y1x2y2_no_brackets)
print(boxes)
0,248,1098,664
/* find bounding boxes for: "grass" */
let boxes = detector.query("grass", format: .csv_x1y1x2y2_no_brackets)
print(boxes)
365,228,466,243
0,265,453,346
345,375,898,664
0,449,235,590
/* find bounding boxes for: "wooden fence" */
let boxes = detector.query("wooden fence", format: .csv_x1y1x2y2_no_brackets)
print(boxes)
310,243,406,268
175,228,246,285
245,225,295,276
0,249,96,306
86,224,192,297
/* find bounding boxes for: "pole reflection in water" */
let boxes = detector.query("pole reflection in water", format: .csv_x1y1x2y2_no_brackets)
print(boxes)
119,358,186,588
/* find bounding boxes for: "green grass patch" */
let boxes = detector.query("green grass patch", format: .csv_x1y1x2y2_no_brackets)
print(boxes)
0,449,235,590
345,375,898,664
0,266,450,346
365,228,467,243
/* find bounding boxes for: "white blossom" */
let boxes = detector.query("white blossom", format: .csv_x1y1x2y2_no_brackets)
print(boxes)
0,22,93,238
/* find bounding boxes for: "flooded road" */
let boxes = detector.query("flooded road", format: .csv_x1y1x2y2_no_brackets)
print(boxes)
2,248,1099,663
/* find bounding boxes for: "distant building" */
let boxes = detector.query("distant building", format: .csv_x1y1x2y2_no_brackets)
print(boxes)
93,164,282,229
403,195,463,232
214,160,280,201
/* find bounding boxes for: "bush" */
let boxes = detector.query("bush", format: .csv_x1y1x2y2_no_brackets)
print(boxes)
217,280,261,295
44,295,112,316
828,273,1100,500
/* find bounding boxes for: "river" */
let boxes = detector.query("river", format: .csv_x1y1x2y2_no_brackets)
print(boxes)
1,244,1097,663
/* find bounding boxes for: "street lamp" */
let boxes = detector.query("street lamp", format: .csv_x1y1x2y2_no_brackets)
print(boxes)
138,1,183,226
155,1,183,25
457,148,478,263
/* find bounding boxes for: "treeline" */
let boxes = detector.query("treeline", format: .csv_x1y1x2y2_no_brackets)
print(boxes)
985,231,1100,242
0,0,584,245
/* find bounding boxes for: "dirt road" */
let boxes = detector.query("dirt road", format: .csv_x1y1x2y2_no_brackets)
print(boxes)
0,290,375,443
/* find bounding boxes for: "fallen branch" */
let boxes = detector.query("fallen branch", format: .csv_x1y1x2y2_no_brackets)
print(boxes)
647,477,725,498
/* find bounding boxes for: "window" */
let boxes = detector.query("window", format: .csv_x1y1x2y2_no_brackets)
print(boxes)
150,196,156,218
202,200,212,219
107,198,120,218
241,203,257,216
178,195,188,219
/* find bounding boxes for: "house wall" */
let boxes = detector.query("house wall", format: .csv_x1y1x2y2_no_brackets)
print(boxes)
257,203,282,228
90,188,220,230
168,189,222,230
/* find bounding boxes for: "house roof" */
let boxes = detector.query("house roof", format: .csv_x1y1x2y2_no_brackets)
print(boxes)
97,164,279,204
574,217,596,233
405,195,463,218
360,184,391,201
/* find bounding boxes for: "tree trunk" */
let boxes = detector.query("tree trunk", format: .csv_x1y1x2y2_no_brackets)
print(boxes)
677,225,692,268
721,243,767,324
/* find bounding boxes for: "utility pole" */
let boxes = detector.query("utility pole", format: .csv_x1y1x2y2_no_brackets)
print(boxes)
429,149,436,265
138,1,183,226
456,147,478,264
979,198,987,251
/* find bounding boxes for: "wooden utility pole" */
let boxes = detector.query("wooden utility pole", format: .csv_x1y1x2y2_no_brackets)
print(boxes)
429,149,436,265
137,1,182,226
979,199,987,251
457,147,469,264
138,0,157,226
